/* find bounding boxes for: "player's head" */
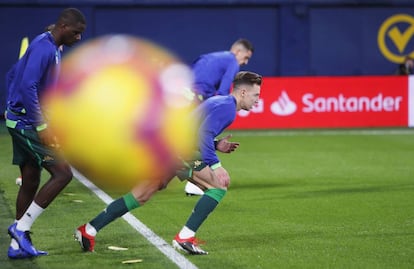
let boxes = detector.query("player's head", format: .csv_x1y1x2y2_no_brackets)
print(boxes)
230,38,254,66
52,8,86,47
232,71,262,111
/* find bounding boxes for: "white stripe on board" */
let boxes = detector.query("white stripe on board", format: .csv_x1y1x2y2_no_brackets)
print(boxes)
71,167,198,269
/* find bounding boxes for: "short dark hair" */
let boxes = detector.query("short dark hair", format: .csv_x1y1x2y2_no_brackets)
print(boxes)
57,8,86,26
233,38,254,53
233,71,262,89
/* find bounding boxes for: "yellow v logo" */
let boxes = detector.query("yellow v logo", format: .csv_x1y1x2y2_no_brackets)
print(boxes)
387,24,414,53
378,14,414,63
19,36,29,59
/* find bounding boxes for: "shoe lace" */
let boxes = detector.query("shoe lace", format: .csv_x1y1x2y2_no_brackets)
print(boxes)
189,237,206,246
24,231,33,243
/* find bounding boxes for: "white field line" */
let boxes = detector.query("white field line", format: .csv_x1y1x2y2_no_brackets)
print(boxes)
71,167,198,269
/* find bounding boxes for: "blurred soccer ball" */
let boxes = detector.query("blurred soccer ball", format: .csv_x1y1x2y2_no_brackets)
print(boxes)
43,35,197,191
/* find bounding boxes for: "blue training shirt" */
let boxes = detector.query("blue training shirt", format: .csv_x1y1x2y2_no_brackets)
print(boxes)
192,51,239,100
195,94,237,167
5,32,61,130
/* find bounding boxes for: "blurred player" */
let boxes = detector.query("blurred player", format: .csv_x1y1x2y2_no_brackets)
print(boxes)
5,8,86,259
185,38,254,196
395,55,414,75
12,23,63,189
192,38,254,101
74,71,262,255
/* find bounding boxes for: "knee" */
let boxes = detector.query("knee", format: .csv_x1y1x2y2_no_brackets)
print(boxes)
62,164,73,177
131,181,160,205
56,165,73,184
133,192,151,206
63,168,73,183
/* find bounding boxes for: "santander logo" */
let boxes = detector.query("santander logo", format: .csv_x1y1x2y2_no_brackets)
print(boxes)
270,91,297,116
231,76,408,129
302,93,402,112
267,91,403,116
237,90,403,118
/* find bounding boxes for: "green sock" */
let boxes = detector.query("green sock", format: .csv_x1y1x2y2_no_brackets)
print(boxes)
185,188,226,232
90,192,140,232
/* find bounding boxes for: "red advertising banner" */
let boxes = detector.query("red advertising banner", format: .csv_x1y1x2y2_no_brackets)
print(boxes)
230,76,409,129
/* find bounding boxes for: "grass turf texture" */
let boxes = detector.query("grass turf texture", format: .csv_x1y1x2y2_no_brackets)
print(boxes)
0,123,413,269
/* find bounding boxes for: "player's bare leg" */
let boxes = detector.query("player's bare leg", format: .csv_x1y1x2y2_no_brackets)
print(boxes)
174,167,228,255
75,173,175,252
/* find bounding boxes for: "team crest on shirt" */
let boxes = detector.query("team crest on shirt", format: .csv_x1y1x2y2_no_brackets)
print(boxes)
43,155,55,162
193,160,202,168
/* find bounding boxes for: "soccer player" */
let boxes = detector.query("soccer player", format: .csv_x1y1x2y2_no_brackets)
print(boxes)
192,38,254,101
12,24,65,188
74,71,262,255
5,8,86,259
185,38,254,196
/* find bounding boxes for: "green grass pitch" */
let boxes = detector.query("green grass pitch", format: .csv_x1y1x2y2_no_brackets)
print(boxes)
1,124,413,269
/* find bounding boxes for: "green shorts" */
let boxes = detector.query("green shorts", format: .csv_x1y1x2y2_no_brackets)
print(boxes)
8,127,63,167
176,151,208,181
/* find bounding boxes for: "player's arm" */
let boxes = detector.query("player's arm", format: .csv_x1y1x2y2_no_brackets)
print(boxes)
199,105,232,162
216,62,239,96
199,108,232,167
20,46,52,131
21,44,57,146
199,130,231,188
199,127,221,168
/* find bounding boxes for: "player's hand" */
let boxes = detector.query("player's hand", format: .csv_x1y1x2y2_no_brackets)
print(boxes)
38,128,60,148
216,134,240,153
213,166,230,188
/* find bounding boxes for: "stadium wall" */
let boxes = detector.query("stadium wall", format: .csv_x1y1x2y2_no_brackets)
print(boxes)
0,1,413,127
